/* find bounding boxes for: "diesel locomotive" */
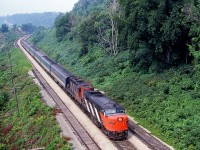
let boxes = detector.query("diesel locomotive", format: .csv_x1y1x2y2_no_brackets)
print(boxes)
20,38,128,139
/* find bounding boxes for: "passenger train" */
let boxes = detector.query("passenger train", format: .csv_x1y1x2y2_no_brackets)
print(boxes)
20,38,128,139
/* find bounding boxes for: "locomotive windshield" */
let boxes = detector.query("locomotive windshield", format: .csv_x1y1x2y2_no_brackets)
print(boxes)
105,108,125,116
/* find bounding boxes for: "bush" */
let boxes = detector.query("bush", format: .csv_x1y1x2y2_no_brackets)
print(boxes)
0,91,9,110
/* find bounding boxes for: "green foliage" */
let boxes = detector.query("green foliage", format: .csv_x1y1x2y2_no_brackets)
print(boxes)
31,27,46,44
54,13,73,42
1,24,8,33
77,15,98,57
0,91,9,110
21,23,37,33
0,32,71,149
73,0,107,17
119,0,193,70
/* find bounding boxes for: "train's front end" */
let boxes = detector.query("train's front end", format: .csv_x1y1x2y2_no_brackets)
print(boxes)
100,108,128,139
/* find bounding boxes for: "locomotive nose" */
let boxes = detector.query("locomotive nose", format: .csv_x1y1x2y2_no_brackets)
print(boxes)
107,114,128,131
105,114,128,139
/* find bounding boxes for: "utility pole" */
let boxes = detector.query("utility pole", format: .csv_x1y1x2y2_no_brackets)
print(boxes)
5,38,20,117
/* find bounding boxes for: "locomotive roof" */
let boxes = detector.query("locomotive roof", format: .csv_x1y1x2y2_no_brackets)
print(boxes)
70,76,90,87
84,91,123,111
51,63,73,78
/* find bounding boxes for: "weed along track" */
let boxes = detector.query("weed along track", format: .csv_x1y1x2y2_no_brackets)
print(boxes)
128,118,173,150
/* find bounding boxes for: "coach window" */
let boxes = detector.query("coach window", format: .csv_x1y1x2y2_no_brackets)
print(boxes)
105,109,116,116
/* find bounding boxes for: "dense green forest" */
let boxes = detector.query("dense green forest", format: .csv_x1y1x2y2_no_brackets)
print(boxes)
0,12,60,28
0,27,71,149
30,0,200,149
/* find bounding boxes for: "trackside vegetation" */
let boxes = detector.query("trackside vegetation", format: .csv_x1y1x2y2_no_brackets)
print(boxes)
0,32,71,149
30,0,200,149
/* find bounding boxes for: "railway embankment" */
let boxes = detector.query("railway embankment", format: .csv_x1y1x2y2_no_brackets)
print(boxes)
0,47,71,149
28,70,85,150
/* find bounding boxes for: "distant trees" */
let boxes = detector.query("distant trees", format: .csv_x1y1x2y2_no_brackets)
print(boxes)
1,24,8,33
31,27,46,44
21,23,36,33
73,0,105,16
54,13,73,42
12,24,17,30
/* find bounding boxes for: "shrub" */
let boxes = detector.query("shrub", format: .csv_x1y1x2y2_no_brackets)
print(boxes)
0,91,9,110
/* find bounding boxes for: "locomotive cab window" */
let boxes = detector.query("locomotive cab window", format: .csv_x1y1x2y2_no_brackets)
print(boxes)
116,108,125,113
105,109,125,116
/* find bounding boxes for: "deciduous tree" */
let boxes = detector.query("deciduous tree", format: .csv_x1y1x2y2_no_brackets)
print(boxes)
1,24,8,33
54,13,73,42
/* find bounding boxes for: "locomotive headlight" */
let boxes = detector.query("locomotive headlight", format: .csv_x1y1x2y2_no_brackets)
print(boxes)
118,117,123,122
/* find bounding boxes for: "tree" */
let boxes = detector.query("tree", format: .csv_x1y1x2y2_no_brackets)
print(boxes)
31,27,46,44
0,91,9,110
77,14,98,57
54,13,73,42
21,23,36,33
187,0,200,92
1,24,8,33
95,0,119,55
118,0,193,71
13,24,17,30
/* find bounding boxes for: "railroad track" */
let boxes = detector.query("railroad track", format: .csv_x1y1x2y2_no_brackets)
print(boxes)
32,68,100,150
128,119,172,150
32,67,138,150
113,140,137,150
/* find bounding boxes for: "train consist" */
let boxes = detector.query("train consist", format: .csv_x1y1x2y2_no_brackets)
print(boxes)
21,39,128,139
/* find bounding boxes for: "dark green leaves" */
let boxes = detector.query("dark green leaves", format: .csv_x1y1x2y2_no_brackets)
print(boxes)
54,13,73,42
119,0,193,70
1,24,9,33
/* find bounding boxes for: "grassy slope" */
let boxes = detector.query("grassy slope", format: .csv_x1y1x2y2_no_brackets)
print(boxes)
33,30,200,150
0,47,71,149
